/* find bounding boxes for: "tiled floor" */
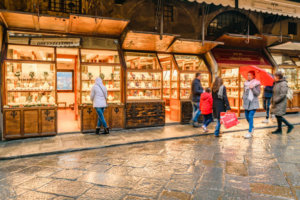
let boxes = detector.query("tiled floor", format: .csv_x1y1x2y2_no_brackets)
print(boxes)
1,121,300,199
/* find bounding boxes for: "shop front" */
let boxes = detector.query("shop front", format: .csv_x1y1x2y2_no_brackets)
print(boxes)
122,32,220,127
268,43,300,112
0,11,129,140
212,47,273,116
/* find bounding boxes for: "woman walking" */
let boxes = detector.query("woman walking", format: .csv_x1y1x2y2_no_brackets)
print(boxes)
271,71,294,134
212,77,231,137
90,77,109,135
243,71,261,139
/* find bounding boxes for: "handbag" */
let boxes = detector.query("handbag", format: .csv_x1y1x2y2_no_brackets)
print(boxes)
220,112,239,129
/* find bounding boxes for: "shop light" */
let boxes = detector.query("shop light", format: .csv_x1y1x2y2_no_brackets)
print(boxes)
57,58,73,62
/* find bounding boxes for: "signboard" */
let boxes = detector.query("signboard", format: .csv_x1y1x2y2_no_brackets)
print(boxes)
57,71,74,91
239,0,300,18
31,38,81,47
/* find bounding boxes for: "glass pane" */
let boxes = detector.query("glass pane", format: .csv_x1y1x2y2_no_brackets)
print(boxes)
174,55,208,71
221,68,239,110
180,72,210,100
271,53,295,66
127,72,161,100
81,49,120,63
158,54,175,99
279,68,298,90
5,62,56,107
81,65,121,104
57,71,73,91
125,52,160,70
7,45,54,61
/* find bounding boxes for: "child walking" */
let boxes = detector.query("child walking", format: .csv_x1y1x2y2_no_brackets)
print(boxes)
200,88,213,132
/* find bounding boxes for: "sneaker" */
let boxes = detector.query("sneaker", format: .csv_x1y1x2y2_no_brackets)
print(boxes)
287,125,294,134
272,129,282,134
193,122,199,128
271,115,275,119
244,132,252,139
202,125,208,132
262,119,269,123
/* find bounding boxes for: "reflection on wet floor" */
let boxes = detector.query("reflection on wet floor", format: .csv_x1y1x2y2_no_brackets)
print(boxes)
0,125,300,199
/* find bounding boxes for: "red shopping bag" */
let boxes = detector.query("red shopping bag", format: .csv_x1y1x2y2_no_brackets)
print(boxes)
220,112,239,129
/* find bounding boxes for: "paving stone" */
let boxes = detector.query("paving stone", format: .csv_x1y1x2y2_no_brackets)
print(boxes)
222,188,252,200
78,185,129,200
17,177,53,190
51,169,86,180
249,166,289,186
78,171,141,189
224,175,250,191
250,183,294,199
38,179,93,198
200,160,225,168
0,173,35,187
105,166,135,176
201,167,223,183
53,196,76,200
158,190,191,200
87,164,112,173
225,162,248,176
123,195,153,200
129,178,166,198
165,177,197,193
192,189,222,200
15,191,57,200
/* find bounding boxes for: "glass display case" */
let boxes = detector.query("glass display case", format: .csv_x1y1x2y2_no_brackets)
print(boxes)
174,55,210,100
80,49,121,104
125,52,162,101
4,45,56,108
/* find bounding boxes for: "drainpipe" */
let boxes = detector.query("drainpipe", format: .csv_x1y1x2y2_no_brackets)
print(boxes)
202,4,205,45
263,48,279,72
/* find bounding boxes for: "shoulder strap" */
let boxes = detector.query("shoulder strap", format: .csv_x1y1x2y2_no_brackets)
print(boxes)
97,85,107,99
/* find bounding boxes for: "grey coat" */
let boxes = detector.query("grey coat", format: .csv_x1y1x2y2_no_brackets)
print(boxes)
242,84,261,110
271,79,288,116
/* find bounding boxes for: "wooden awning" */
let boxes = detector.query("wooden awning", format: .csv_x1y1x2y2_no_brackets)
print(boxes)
216,33,264,48
187,0,235,7
262,34,291,47
167,38,223,54
0,10,129,36
122,31,178,52
269,41,300,51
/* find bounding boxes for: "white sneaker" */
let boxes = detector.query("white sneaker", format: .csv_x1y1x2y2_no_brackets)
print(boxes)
262,119,269,123
244,132,252,139
202,125,208,132
271,115,275,119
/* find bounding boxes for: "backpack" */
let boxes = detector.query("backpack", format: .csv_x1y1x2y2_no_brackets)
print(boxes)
287,87,294,101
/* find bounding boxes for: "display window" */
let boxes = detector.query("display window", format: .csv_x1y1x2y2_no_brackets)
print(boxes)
4,45,56,108
80,49,122,104
125,52,162,101
174,54,210,100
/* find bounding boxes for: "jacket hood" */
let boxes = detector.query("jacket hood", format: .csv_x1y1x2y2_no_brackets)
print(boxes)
95,77,103,86
201,92,211,100
276,77,287,83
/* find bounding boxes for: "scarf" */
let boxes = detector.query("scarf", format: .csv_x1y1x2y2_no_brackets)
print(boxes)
218,85,224,99
244,79,261,101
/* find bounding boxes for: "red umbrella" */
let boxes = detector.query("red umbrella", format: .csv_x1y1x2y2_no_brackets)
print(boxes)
239,65,274,86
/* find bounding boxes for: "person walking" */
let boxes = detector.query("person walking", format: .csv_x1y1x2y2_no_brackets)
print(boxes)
243,71,261,139
90,77,109,135
212,77,231,137
191,72,204,127
200,88,213,133
271,71,294,134
262,84,273,123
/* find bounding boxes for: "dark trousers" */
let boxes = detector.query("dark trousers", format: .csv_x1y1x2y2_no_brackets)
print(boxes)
275,115,292,130
263,98,271,119
203,113,213,127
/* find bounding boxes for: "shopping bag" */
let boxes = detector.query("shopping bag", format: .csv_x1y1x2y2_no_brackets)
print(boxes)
220,112,239,129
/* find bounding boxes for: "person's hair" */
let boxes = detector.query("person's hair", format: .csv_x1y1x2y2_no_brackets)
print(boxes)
275,71,283,79
248,71,256,77
205,87,211,93
212,77,223,92
195,72,201,78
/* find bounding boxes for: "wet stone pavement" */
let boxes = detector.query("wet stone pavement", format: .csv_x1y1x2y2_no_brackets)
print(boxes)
1,125,300,199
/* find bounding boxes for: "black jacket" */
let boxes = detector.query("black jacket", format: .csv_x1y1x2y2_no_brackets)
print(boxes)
212,86,231,119
191,78,203,102
263,86,273,98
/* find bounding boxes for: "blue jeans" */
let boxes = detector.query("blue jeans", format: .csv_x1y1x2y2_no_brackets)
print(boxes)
95,107,107,128
192,102,201,123
214,119,221,136
203,114,213,127
263,98,271,119
245,109,256,133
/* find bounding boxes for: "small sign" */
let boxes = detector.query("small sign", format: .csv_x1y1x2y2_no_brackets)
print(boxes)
31,38,81,47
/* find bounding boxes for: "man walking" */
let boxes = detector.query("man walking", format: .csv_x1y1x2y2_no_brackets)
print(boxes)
262,85,273,123
191,72,203,127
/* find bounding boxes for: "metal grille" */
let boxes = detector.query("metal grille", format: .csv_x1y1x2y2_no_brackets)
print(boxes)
48,0,82,14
